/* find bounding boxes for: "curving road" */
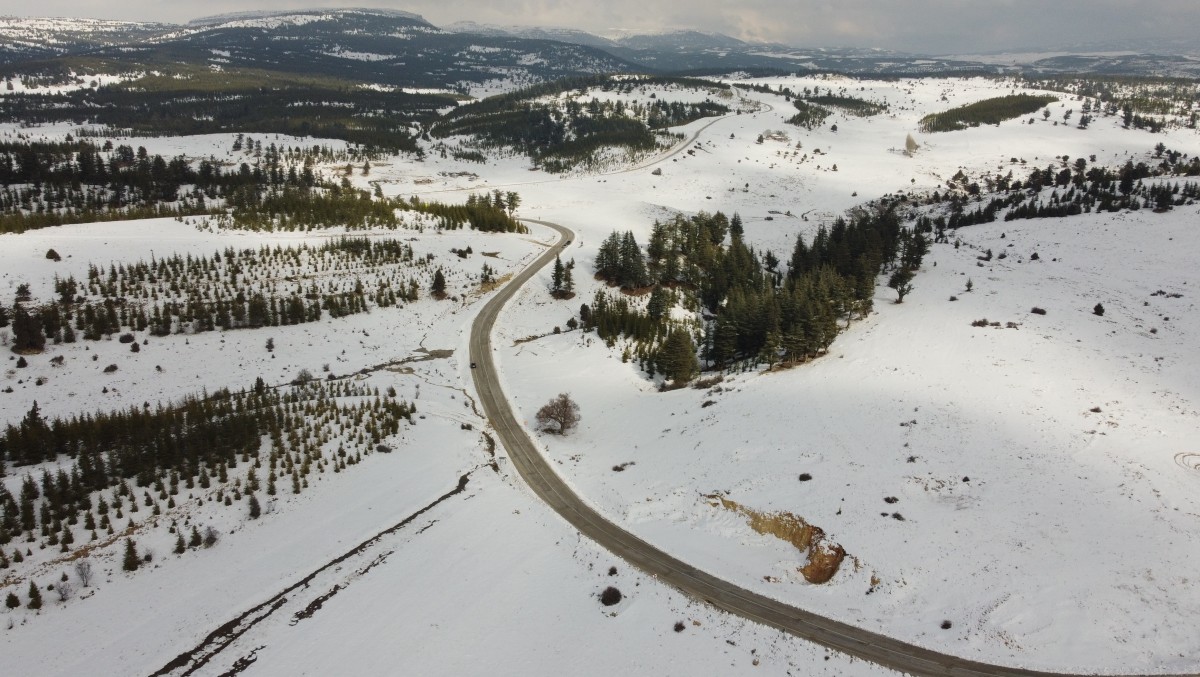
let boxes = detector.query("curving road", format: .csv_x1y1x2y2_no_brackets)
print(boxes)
469,220,1184,677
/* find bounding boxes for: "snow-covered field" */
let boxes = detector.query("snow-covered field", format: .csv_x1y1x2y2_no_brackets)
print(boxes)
2,76,1199,675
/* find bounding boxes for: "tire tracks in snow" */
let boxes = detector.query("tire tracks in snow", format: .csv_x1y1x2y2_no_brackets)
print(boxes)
149,470,477,677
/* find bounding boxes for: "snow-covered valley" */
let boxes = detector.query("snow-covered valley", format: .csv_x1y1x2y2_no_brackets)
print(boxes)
1,75,1198,676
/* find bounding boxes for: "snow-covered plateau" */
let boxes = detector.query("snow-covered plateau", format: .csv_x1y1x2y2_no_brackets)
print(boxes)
1,75,1197,676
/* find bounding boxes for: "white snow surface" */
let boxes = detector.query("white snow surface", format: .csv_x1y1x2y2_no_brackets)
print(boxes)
2,76,1199,676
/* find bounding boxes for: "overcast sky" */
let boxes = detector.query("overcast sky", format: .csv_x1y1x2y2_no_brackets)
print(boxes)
10,0,1200,53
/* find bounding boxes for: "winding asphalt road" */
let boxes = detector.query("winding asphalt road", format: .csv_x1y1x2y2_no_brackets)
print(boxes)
468,220,1184,677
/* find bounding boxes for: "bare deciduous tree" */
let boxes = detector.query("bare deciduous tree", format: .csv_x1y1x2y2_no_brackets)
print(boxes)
74,559,93,587
536,393,580,435
56,581,72,602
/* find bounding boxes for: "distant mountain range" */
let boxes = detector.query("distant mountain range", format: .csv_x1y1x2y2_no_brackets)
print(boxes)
2,8,1199,88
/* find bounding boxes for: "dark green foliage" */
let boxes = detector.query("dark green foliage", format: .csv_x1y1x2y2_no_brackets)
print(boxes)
248,494,261,520
656,328,700,385
10,304,45,353
804,95,888,117
434,75,728,172
122,538,139,571
595,231,650,289
4,591,17,608
888,268,916,302
787,100,832,130
0,72,439,154
431,269,447,299
587,209,913,376
0,378,415,557
1093,303,1105,316
26,580,41,609
919,94,1058,132
550,255,575,298
922,151,1199,233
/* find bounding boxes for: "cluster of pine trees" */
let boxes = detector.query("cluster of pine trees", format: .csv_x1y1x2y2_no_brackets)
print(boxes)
787,100,832,130
0,379,414,554
0,132,522,235
1030,75,1198,130
0,237,424,348
0,135,384,233
433,75,729,172
805,94,888,117
0,77,442,154
919,94,1059,133
584,209,924,382
915,151,1200,235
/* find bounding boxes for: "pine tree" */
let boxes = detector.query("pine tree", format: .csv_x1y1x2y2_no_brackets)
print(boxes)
174,532,185,554
595,232,621,282
122,538,139,571
657,328,699,384
26,580,41,609
618,232,649,289
11,304,46,353
431,269,447,299
5,591,17,608
248,494,261,519
189,526,202,548
551,256,565,295
888,268,915,303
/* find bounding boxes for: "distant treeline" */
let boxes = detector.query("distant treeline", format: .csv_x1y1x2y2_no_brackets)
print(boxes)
0,68,451,153
432,74,729,172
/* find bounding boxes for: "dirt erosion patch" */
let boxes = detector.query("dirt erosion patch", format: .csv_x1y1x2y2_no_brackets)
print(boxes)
705,494,845,584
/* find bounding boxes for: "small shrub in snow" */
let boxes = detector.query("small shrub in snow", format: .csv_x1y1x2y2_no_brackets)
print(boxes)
600,586,622,606
45,248,61,261
941,620,952,629
674,621,686,632
608,566,617,576
798,473,813,482
103,364,118,373
118,333,135,344
1031,307,1047,315
1093,303,1105,316
971,318,989,327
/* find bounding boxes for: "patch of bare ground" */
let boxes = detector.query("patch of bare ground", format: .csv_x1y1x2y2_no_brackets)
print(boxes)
705,494,845,584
